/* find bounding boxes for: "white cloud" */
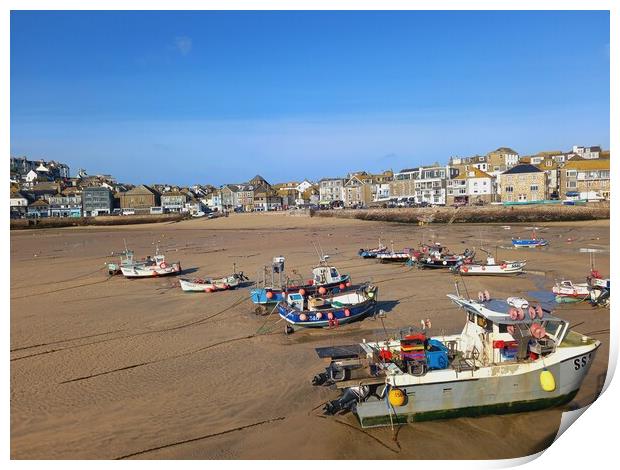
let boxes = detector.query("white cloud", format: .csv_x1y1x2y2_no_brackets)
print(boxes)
174,36,192,56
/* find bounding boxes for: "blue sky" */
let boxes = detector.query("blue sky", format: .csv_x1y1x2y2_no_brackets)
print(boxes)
10,11,610,185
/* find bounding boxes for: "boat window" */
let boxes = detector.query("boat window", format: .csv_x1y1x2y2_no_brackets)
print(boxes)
498,323,509,333
330,268,339,278
468,311,475,323
476,314,492,331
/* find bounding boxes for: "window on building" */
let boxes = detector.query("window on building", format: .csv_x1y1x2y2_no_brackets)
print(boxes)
530,185,538,191
505,186,514,193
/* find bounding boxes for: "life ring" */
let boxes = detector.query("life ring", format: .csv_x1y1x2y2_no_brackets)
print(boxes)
461,266,469,273
160,262,168,269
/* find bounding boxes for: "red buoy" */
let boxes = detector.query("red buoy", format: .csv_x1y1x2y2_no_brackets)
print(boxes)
266,291,274,299
318,287,327,295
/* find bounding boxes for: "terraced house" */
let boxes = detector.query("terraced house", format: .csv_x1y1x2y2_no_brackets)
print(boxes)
119,185,161,213
559,158,610,201
446,168,495,205
160,191,187,212
499,164,547,203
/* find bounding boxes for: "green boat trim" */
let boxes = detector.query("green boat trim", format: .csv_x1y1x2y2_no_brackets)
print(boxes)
357,390,579,428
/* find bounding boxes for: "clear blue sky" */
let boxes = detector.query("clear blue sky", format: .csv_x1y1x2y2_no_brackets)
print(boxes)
10,11,610,186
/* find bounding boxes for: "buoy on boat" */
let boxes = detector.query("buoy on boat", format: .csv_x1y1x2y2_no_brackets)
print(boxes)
266,291,274,299
500,263,507,269
160,262,168,269
346,281,352,287
540,369,556,392
318,287,327,295
507,325,515,335
517,308,525,321
528,306,537,320
339,283,345,290
327,312,334,320
316,312,323,320
509,308,518,320
478,291,485,302
536,305,544,319
299,313,308,321
484,290,490,301
344,309,351,317
462,266,469,273
299,289,306,296
388,388,406,407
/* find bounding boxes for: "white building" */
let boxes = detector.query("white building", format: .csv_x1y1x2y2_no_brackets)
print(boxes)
318,177,345,205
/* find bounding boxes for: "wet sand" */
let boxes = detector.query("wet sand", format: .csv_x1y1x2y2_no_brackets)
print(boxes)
10,213,610,459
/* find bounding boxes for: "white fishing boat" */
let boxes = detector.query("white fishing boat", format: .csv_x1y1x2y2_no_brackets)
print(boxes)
312,284,600,427
552,280,590,300
179,271,248,292
454,257,526,275
121,249,181,278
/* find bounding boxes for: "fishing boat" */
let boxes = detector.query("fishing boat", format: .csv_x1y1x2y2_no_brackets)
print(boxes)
278,284,378,330
512,231,549,248
376,242,412,263
250,254,352,312
179,270,249,292
552,280,590,302
312,285,600,427
106,249,144,275
358,239,388,258
451,248,526,275
120,248,181,278
454,257,526,275
588,272,610,307
414,245,475,269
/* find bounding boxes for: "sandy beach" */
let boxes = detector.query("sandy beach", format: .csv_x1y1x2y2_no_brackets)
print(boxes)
10,213,610,459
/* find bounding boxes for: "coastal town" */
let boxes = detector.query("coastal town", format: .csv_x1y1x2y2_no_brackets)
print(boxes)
9,144,610,220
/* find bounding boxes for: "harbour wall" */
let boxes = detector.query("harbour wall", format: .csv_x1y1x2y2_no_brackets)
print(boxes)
311,203,610,224
10,213,186,230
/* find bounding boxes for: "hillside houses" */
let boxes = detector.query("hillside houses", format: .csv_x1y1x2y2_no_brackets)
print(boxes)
9,143,611,220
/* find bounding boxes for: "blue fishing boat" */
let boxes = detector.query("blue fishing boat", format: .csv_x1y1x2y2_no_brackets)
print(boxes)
512,231,549,248
250,255,352,313
277,284,378,329
358,239,387,258
511,238,549,248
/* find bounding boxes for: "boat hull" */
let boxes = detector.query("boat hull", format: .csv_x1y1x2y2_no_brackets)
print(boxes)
121,263,181,278
355,345,599,428
457,261,526,275
512,239,548,248
250,275,351,305
179,278,233,292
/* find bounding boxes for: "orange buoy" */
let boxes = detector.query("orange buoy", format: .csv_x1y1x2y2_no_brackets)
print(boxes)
528,306,537,320
299,288,306,296
299,313,308,321
266,291,274,299
339,283,346,290
318,287,327,295
344,308,351,317
346,281,352,287
517,308,525,321
327,312,334,320
462,266,469,273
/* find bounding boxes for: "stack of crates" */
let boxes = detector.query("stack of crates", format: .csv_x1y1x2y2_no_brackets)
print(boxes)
400,333,427,365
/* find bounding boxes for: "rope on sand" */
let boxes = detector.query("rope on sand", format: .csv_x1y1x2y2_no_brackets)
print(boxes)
115,416,286,459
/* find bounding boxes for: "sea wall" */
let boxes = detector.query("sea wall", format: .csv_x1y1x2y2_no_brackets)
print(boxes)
311,203,610,224
10,213,186,230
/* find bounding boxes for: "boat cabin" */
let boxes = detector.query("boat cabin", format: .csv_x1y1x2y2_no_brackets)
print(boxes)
311,265,345,285
448,294,570,365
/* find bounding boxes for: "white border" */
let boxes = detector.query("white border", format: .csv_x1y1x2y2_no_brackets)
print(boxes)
3,2,616,468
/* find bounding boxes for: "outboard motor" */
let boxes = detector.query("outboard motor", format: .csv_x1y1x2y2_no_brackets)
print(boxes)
324,386,370,415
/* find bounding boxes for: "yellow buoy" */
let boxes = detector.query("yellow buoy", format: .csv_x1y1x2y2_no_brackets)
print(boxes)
540,369,556,392
388,388,406,407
